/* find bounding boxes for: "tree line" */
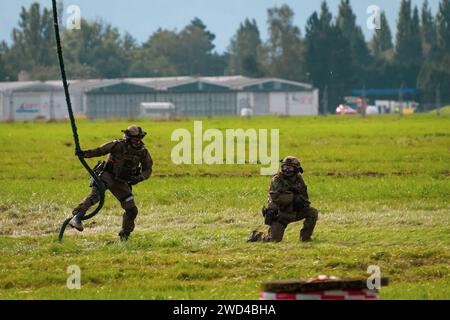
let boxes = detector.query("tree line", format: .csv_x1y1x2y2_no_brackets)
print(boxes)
0,0,449,112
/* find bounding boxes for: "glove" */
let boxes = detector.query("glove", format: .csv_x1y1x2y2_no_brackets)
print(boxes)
262,207,277,226
129,175,143,186
293,194,311,211
75,149,86,158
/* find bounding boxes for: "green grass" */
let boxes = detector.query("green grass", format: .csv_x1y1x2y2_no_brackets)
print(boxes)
431,106,450,116
0,114,449,300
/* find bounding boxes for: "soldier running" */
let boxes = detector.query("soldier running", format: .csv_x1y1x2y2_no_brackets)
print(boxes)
69,125,153,241
247,156,318,243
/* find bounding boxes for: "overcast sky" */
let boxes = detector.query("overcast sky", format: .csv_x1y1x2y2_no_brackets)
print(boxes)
0,0,440,53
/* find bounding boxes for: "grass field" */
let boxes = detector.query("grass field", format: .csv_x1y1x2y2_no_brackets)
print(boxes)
0,114,449,300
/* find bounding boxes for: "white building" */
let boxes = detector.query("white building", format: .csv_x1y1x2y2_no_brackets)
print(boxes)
0,82,67,121
0,76,319,121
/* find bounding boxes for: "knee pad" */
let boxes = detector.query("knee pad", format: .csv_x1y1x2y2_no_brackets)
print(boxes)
120,194,136,210
275,216,289,227
312,209,319,220
125,206,138,220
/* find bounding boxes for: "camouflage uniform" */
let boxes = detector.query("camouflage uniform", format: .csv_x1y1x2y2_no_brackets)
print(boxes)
248,156,318,243
71,126,153,240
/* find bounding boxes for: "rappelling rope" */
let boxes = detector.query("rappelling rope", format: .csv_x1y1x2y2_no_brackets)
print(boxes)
52,0,106,242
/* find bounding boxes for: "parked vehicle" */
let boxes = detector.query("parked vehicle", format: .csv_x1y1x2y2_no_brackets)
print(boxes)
366,106,380,115
140,102,175,118
336,104,357,115
240,108,254,117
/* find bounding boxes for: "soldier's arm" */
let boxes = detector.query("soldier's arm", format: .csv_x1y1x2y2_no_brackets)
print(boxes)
269,177,293,208
303,186,309,200
140,150,153,180
298,175,310,200
84,140,119,158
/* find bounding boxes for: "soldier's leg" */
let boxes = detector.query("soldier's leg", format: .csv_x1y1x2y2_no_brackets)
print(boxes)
297,207,319,242
247,214,291,243
120,201,138,240
108,182,138,240
268,221,288,242
72,186,101,216
69,185,101,232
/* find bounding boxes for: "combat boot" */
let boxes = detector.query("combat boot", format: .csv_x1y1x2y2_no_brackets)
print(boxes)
118,230,130,241
69,212,84,232
247,230,264,242
118,208,137,241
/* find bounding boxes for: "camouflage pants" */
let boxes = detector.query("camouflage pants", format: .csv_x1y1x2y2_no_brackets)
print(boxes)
258,207,318,242
72,171,138,235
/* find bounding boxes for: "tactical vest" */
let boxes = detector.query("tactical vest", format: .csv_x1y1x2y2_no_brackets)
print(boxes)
269,174,310,210
274,174,302,192
107,139,146,182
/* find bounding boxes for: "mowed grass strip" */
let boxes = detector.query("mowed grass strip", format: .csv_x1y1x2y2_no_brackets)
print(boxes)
0,114,449,299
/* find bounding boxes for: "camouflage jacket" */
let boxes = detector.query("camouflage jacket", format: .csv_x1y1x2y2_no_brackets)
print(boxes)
268,173,310,212
84,139,153,181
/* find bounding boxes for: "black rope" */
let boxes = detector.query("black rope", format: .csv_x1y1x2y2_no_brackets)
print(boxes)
52,0,106,242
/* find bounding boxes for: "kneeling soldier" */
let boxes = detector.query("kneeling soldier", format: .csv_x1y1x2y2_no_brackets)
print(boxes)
69,125,153,241
247,156,318,243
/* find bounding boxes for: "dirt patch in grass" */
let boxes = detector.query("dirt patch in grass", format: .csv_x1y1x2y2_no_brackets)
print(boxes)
325,171,385,177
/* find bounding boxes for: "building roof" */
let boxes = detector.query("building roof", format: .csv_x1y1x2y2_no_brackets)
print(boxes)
0,81,63,92
0,76,314,93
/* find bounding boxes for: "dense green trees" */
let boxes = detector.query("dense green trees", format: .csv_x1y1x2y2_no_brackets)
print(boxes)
0,3,225,80
418,0,450,102
304,2,353,113
436,0,450,55
337,0,370,68
392,0,423,87
227,19,263,77
370,12,393,60
131,18,226,77
63,19,128,79
3,3,57,80
262,5,305,81
0,42,14,81
0,0,449,111
421,0,436,58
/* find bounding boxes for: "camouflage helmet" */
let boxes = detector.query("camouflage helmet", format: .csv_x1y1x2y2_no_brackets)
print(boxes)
280,156,303,174
281,156,301,168
122,125,147,139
